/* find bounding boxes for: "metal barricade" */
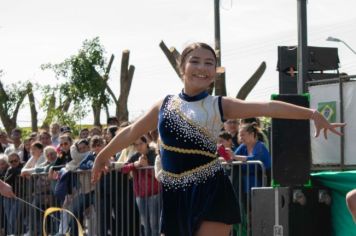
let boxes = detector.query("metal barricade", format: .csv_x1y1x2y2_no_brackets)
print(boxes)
0,161,267,236
221,160,268,236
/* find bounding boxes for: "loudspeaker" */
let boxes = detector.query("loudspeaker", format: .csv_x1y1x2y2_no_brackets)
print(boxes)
277,46,339,72
271,94,311,186
251,187,331,236
279,73,298,94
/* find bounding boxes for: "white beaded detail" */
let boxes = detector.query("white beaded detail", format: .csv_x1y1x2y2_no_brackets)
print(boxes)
160,159,223,190
161,96,222,154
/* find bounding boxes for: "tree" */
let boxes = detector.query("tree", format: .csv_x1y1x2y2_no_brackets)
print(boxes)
42,37,110,126
0,79,29,134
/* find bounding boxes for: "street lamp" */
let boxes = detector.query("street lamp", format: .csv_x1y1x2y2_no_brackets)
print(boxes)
326,36,356,54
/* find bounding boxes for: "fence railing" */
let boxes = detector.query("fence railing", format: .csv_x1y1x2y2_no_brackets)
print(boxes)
0,160,268,236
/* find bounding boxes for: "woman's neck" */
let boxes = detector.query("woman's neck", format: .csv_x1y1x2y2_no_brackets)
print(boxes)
183,88,206,97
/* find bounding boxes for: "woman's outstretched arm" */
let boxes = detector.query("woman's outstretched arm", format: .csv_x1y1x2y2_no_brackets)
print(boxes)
222,97,345,139
91,100,162,183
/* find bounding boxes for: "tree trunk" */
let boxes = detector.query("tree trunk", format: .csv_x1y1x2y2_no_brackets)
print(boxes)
92,100,101,127
236,62,266,100
41,93,56,129
117,50,135,123
159,41,181,80
0,81,27,134
27,83,38,132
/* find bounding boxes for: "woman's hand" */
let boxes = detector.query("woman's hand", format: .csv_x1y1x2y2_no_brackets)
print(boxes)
0,181,15,198
91,156,110,184
311,110,345,139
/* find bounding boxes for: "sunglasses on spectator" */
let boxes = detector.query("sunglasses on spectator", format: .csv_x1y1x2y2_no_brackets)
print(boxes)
9,159,19,164
60,142,69,146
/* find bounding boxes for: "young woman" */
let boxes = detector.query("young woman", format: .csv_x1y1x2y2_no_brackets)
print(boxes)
92,42,344,236
121,136,160,236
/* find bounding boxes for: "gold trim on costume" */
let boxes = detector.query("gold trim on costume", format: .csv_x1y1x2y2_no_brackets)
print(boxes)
161,143,216,159
161,158,219,178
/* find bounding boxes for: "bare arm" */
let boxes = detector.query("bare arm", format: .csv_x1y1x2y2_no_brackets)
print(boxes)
92,99,162,183
0,180,15,198
222,97,345,138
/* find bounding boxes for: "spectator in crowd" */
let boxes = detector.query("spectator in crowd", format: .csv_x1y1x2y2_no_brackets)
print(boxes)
3,152,24,235
32,146,59,235
21,141,46,177
69,135,105,236
60,126,72,137
79,128,90,139
218,131,235,152
116,122,135,163
104,126,118,158
89,126,102,138
0,131,11,154
240,117,269,146
121,136,160,236
223,119,240,150
0,154,9,178
233,122,271,190
107,116,119,126
0,154,9,235
49,139,90,236
50,123,61,147
4,128,22,156
20,137,32,163
111,121,141,236
39,130,53,148
52,135,73,169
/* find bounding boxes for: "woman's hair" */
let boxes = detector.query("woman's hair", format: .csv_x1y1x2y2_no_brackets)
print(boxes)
107,125,118,138
31,141,44,151
179,42,217,76
90,135,105,148
240,122,263,141
8,152,20,161
44,146,57,157
59,134,73,144
0,154,8,164
218,131,233,141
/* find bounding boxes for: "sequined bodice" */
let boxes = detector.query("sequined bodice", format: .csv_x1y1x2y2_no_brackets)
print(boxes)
158,92,224,189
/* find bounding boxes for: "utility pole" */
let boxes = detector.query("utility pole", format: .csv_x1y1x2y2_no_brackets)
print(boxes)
297,0,308,94
214,0,227,96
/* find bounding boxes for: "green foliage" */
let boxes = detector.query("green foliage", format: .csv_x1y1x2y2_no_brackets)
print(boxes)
41,37,110,106
39,85,90,128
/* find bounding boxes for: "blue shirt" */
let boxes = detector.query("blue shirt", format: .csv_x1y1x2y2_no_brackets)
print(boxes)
234,141,271,192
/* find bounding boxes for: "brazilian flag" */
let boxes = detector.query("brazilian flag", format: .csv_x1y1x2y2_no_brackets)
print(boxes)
318,101,336,122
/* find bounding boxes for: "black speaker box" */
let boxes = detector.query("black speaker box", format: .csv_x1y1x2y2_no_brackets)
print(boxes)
251,187,331,236
279,73,298,94
271,94,311,186
277,46,339,72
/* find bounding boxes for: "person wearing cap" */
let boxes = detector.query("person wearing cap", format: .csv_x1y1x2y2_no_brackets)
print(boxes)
60,126,72,134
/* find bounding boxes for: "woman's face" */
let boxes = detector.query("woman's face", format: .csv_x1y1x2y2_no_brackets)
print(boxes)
30,146,43,158
46,151,57,163
182,48,216,93
0,160,8,171
238,129,256,145
91,142,105,154
59,138,71,152
133,139,148,154
8,154,20,168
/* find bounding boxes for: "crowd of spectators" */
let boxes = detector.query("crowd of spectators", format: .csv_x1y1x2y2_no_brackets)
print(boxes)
0,116,271,236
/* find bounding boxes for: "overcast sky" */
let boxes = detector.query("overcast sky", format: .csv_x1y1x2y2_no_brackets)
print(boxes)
0,0,355,126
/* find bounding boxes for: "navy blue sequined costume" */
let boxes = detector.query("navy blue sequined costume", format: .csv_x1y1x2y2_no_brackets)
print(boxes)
158,91,241,236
